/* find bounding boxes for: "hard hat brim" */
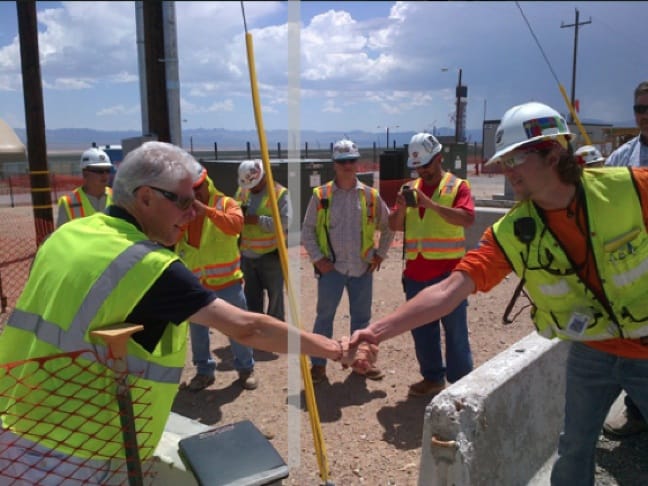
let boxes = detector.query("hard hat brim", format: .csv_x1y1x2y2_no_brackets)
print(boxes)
485,134,571,166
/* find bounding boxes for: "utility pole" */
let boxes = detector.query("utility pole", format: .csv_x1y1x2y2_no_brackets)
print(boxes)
561,8,591,122
16,0,54,243
142,1,171,142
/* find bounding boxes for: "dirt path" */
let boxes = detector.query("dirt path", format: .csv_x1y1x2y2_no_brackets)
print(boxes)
172,234,536,485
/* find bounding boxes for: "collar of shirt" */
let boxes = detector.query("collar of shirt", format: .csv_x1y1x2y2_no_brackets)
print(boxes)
332,178,363,193
106,205,143,232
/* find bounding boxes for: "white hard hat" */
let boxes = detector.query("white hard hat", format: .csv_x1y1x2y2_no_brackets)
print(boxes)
80,147,112,170
486,102,571,166
238,159,265,190
574,145,605,166
332,139,360,161
407,133,442,168
189,159,208,188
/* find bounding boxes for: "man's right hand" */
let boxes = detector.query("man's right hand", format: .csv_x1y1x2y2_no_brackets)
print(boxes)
314,257,334,275
350,328,379,347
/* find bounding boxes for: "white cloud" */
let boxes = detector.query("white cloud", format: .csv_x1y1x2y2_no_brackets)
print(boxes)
97,104,139,116
45,78,93,90
0,1,646,133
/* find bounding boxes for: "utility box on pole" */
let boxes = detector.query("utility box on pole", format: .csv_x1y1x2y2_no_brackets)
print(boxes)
441,142,468,180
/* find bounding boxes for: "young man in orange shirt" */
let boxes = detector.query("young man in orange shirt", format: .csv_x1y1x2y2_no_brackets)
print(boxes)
353,101,648,485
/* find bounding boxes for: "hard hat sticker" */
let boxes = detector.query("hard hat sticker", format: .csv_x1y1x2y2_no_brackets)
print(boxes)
523,116,567,139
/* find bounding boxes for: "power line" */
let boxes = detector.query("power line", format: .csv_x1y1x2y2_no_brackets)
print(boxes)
561,8,592,122
515,2,560,86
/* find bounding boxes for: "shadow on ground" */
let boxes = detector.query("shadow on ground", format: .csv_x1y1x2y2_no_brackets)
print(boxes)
596,432,648,485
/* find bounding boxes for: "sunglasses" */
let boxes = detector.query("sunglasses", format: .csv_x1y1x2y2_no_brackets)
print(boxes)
633,104,648,115
85,168,111,174
137,185,195,210
499,150,539,168
334,158,358,165
415,160,434,170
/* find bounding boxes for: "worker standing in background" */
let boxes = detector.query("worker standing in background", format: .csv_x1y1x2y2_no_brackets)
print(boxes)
302,138,394,384
236,159,293,321
57,146,113,227
351,102,648,485
605,81,648,168
176,160,258,392
389,132,475,398
601,80,648,437
574,145,606,168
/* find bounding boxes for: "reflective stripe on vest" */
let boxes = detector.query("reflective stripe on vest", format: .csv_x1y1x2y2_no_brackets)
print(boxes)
6,240,180,384
492,168,648,341
176,191,243,288
60,187,113,221
404,173,466,259
237,184,286,254
314,181,377,262
1,214,187,460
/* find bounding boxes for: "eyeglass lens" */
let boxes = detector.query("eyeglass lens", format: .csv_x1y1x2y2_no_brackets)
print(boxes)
634,104,648,114
149,186,194,210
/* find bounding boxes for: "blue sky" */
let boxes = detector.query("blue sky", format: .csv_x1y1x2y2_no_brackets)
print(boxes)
0,1,646,137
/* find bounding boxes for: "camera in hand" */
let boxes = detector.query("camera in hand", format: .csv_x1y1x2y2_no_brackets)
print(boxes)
402,187,417,207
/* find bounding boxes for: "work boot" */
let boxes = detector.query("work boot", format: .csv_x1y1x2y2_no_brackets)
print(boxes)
310,365,327,384
187,374,215,392
603,406,648,438
408,379,445,398
363,366,385,381
238,369,258,390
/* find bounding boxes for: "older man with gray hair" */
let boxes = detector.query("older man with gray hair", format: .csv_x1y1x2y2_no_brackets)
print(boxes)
0,141,374,484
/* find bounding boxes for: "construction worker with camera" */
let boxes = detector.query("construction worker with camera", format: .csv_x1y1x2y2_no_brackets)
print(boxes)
389,132,475,398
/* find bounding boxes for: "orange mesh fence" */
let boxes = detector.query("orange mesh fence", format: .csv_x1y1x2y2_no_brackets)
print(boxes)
0,174,81,326
0,349,157,485
0,174,82,208
0,207,38,326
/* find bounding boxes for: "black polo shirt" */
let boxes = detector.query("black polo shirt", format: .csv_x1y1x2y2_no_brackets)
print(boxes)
106,206,218,352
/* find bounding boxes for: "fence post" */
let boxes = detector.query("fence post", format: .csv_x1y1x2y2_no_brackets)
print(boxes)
8,176,15,208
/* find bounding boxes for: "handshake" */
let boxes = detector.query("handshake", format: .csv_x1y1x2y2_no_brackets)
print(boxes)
335,334,379,375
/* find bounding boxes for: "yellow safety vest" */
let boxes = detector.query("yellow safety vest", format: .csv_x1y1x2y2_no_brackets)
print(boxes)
0,213,187,460
236,183,287,254
404,172,467,260
493,168,648,341
314,181,378,262
58,186,113,221
176,185,243,290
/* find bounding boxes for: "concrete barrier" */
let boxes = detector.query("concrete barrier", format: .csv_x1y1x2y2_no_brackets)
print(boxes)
418,333,569,486
465,206,509,250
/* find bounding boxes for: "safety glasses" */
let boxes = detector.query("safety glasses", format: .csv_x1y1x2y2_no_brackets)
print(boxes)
499,150,538,169
137,185,195,210
633,104,648,115
84,168,111,175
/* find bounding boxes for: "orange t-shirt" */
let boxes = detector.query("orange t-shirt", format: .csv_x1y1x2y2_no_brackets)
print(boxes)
455,168,648,359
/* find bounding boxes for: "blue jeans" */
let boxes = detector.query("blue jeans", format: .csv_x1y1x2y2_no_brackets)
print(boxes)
404,274,473,383
189,281,254,376
550,342,648,486
241,251,285,320
310,269,372,367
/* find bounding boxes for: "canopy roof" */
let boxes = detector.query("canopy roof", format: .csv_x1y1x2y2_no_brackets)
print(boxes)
0,118,26,163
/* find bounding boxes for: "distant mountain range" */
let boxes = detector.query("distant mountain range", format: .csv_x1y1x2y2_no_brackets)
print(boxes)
14,126,484,151
14,118,634,152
